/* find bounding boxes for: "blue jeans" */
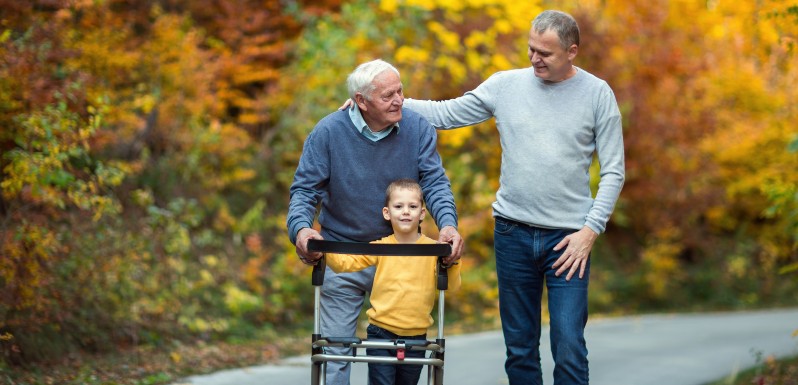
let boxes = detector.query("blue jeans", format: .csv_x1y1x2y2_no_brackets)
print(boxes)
366,324,426,385
494,216,590,385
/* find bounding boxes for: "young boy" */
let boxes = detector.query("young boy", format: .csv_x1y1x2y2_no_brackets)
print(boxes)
310,178,461,385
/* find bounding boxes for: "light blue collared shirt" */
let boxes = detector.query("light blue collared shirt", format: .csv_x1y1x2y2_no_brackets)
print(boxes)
348,106,399,142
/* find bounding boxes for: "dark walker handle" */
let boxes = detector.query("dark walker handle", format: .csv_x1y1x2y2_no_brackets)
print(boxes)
437,257,449,291
311,257,326,287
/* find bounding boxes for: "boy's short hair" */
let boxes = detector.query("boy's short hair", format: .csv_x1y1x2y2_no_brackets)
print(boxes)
384,178,424,206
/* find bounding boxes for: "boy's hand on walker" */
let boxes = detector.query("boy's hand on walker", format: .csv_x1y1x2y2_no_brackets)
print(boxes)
295,227,324,265
338,99,354,111
438,225,463,265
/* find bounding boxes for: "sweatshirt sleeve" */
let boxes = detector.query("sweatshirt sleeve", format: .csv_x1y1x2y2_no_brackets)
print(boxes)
325,253,378,273
585,84,625,234
403,71,505,129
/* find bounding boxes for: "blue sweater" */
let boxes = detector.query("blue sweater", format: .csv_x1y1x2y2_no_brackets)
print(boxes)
287,108,457,244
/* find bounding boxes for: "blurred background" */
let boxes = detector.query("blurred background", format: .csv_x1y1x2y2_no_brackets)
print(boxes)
1,0,796,383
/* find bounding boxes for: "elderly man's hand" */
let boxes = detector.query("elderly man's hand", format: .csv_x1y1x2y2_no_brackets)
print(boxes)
295,227,324,265
438,225,464,265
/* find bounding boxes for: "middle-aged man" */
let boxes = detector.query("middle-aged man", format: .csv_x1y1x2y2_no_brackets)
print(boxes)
287,59,463,385
401,10,626,385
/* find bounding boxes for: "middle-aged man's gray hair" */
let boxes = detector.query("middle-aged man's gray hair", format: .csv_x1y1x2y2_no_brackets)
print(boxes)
532,10,580,50
347,59,401,100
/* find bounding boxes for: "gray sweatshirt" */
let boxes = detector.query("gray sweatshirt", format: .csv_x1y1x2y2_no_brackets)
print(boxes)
404,66,625,234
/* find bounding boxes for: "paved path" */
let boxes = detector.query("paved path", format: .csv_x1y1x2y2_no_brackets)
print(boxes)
176,308,798,385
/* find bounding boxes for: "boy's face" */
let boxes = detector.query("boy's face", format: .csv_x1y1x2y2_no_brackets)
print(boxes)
382,187,425,236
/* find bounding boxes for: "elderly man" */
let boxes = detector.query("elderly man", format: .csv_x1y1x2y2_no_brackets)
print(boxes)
287,59,463,385
400,10,625,385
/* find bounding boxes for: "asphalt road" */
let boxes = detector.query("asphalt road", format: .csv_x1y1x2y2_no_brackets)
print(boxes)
175,308,798,385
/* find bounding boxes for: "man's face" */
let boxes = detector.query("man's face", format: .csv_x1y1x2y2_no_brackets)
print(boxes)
527,29,577,82
356,70,404,131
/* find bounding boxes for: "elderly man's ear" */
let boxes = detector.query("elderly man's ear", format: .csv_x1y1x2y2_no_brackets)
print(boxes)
353,93,368,111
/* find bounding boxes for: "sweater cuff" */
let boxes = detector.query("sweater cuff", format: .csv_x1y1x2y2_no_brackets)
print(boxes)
288,221,313,244
584,219,604,235
435,213,458,230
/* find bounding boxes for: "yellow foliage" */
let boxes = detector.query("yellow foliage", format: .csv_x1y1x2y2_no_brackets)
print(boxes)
434,0,465,13
434,56,467,83
214,203,237,232
238,113,263,125
493,19,513,35
427,21,461,51
202,255,220,268
232,67,280,85
166,256,187,275
395,46,431,65
490,53,513,72
178,316,230,334
164,225,191,256
726,255,750,279
199,269,215,285
641,227,685,299
465,51,482,72
437,126,474,148
1,222,62,312
401,0,435,11
379,0,399,13
223,284,263,316
63,25,139,81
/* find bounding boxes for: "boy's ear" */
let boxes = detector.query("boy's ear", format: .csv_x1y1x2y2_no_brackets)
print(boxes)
420,206,426,220
382,207,390,221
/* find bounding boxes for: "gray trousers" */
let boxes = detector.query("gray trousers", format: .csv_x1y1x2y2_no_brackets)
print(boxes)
321,264,376,385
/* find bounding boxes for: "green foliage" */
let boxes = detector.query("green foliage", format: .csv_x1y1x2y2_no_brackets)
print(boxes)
2,96,122,216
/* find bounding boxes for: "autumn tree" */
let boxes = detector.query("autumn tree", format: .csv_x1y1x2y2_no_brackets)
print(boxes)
576,0,798,308
0,0,342,363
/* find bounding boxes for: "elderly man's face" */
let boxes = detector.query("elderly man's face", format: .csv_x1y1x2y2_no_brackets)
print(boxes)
357,70,404,131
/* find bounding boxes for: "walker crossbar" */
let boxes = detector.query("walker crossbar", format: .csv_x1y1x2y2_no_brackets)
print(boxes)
307,239,452,257
313,339,443,352
306,239,452,385
311,354,444,367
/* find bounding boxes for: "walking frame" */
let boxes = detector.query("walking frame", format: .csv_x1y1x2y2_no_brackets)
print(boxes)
307,239,454,385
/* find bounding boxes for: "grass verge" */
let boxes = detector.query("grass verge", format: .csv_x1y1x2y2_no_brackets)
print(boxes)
705,354,798,385
0,335,307,385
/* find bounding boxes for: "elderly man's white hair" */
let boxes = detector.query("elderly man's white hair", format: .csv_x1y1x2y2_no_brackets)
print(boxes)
347,59,401,101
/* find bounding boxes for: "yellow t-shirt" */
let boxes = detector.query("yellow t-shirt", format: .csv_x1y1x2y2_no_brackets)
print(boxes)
326,234,461,336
